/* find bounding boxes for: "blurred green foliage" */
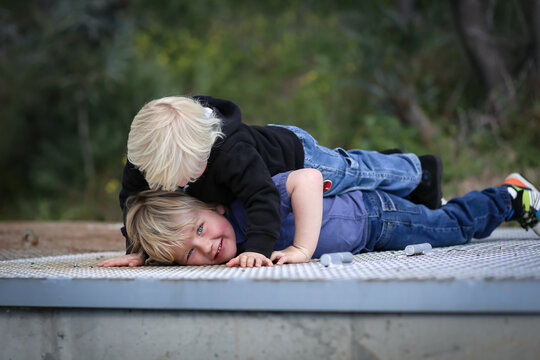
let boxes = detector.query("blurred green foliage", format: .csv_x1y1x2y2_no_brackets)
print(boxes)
1,0,539,221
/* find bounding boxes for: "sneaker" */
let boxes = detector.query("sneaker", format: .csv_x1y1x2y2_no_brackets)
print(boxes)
503,173,540,236
408,155,443,210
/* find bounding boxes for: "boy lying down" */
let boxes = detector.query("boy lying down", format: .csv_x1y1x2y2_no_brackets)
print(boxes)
99,169,540,268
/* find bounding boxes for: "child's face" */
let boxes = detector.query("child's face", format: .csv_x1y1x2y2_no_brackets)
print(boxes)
172,206,237,265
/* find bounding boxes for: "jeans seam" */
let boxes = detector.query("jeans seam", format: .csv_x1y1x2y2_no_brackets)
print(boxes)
365,192,389,249
309,161,421,181
377,220,392,250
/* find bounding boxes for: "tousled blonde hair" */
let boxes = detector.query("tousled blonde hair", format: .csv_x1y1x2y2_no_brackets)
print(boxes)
126,190,216,264
128,96,223,191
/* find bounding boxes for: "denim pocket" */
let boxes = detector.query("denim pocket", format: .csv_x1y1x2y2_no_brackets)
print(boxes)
371,190,423,250
375,190,422,214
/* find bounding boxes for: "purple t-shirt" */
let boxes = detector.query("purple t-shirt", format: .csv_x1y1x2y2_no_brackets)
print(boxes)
228,171,368,258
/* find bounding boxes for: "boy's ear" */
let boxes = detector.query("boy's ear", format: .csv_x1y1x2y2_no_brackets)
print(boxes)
215,204,226,215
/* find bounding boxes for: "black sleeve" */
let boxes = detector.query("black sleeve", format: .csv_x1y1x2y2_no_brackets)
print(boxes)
118,160,150,253
215,142,281,258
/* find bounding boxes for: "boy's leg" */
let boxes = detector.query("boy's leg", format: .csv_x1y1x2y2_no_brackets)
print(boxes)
275,125,422,197
362,186,512,252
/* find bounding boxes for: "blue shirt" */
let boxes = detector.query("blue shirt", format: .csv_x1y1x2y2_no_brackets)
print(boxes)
228,172,368,258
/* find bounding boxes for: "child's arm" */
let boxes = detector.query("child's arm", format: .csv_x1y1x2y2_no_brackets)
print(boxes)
97,253,145,267
270,169,323,265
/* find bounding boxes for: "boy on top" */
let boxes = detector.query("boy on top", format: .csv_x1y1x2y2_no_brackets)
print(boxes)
118,95,443,267
100,171,540,267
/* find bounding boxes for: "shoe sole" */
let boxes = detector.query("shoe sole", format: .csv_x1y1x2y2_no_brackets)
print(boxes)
504,173,540,236
424,155,443,209
406,155,443,209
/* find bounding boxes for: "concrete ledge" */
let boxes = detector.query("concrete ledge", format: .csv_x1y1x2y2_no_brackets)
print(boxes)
1,277,540,313
2,308,540,360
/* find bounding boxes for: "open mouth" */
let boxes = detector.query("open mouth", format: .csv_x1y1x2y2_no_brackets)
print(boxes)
215,239,223,259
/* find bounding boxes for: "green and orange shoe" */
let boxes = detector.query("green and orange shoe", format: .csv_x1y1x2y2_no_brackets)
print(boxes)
503,173,540,236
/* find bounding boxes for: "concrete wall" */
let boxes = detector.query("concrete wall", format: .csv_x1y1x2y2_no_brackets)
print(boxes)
2,308,540,360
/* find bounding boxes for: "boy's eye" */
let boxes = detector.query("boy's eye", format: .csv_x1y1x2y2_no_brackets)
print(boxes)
187,248,194,260
197,224,204,235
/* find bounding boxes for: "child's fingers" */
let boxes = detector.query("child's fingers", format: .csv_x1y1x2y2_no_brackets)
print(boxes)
240,255,247,267
98,254,145,268
228,253,273,268
276,256,289,265
227,255,242,267
250,255,272,267
98,258,122,267
270,251,283,262
101,257,122,266
225,257,240,267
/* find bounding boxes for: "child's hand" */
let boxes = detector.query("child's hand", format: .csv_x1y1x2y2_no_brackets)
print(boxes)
270,246,311,265
225,252,273,268
97,253,145,267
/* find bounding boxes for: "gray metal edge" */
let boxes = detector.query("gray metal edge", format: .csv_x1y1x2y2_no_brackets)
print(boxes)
1,278,540,313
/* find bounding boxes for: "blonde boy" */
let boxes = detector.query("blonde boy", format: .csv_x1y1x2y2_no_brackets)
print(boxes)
127,97,222,191
111,169,325,267
101,170,539,268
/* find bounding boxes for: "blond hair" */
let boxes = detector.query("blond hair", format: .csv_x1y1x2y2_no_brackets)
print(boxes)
126,190,216,264
128,96,223,191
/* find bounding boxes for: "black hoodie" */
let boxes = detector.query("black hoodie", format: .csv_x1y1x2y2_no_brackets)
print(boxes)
119,95,304,258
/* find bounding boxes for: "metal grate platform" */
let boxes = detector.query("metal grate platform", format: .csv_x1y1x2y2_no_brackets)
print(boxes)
1,228,540,312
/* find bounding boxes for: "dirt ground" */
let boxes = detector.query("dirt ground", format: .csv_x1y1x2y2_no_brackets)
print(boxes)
0,222,125,260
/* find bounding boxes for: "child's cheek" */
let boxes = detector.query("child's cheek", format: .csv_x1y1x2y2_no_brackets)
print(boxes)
226,240,237,261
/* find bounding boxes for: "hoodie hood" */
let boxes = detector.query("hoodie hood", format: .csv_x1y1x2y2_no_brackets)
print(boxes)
193,95,243,136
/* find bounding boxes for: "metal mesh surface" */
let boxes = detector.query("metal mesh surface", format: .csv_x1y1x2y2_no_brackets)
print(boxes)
1,228,539,282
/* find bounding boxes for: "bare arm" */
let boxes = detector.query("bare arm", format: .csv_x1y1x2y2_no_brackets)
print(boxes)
270,169,323,264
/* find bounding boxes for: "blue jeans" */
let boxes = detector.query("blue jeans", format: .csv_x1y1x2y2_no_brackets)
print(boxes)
363,186,512,251
273,125,422,197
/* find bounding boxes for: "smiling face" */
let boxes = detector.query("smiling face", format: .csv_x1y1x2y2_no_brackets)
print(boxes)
172,207,237,265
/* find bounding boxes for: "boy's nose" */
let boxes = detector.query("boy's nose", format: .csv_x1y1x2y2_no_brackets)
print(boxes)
194,237,213,257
